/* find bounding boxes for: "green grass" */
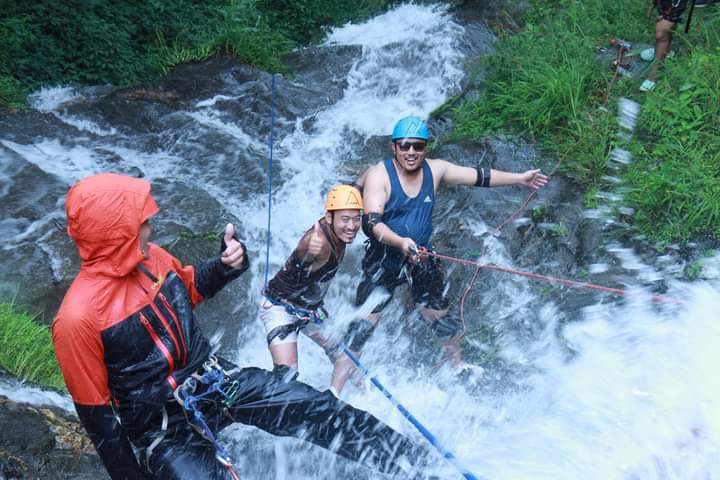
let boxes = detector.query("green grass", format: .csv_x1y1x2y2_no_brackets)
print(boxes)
0,303,66,391
624,43,720,242
148,0,296,74
451,0,649,184
452,0,720,243
0,72,26,109
257,0,394,44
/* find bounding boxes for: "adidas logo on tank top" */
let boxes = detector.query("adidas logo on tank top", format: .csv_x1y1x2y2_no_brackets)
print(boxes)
423,195,432,203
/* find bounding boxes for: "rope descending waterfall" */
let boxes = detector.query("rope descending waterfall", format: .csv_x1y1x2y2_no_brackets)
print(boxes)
263,73,277,287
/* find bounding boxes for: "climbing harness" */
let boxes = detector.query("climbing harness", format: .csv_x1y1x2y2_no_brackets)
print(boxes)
263,295,329,344
143,357,242,478
265,295,328,323
172,356,243,480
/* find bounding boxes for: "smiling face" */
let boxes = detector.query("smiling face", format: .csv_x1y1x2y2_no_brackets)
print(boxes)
326,209,362,244
391,138,427,173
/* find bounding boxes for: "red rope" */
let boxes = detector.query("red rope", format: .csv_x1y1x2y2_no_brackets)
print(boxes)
453,263,481,343
439,162,548,354
491,141,562,236
491,190,538,236
226,463,241,480
444,68,650,350
426,250,682,305
603,42,628,105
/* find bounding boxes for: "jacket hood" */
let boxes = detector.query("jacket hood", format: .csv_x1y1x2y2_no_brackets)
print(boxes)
66,173,159,277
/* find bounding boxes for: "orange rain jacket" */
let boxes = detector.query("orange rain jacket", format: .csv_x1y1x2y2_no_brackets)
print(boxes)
52,173,246,479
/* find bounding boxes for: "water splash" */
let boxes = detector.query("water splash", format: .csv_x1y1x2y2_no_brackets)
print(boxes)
29,86,118,135
617,98,641,131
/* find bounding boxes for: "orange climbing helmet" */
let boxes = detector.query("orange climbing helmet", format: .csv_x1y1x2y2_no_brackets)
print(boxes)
325,185,363,211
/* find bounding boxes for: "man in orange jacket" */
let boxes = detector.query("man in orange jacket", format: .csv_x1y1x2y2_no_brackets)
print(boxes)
53,173,424,479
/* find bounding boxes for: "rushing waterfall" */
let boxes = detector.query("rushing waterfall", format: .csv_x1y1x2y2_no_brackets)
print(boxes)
0,3,718,479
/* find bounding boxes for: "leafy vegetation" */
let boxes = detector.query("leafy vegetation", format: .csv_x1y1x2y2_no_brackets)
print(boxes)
0,0,396,107
0,303,65,391
257,0,393,43
452,0,720,243
0,71,25,108
625,46,720,242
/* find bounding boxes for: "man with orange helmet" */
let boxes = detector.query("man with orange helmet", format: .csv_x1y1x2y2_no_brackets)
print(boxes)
259,184,363,394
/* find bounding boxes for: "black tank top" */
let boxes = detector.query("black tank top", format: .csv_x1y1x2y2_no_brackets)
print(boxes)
265,221,343,310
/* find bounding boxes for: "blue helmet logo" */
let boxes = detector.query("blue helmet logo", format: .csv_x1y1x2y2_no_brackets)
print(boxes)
391,116,429,141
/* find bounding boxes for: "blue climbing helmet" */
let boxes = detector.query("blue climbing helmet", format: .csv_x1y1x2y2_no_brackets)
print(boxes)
391,116,429,141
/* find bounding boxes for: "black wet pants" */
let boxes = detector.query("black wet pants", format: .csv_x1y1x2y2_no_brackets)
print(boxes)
143,366,422,479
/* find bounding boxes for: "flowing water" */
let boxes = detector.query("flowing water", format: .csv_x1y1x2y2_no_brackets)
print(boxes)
0,3,718,479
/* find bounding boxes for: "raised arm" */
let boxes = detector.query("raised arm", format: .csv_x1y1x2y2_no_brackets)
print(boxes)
361,165,418,256
434,159,548,189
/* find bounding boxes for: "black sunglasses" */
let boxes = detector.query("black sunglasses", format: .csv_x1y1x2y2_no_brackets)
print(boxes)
395,141,426,152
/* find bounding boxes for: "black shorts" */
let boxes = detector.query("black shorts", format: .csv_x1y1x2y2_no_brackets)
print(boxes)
657,0,688,23
355,241,449,313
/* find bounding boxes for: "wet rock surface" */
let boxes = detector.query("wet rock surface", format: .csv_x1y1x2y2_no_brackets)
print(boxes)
0,395,106,480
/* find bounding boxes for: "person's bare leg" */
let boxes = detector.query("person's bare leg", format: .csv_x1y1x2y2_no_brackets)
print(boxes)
307,331,332,351
330,313,380,393
648,18,677,81
269,342,299,369
420,307,462,366
330,351,358,394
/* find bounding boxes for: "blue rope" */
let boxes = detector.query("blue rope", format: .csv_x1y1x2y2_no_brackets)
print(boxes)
340,345,482,480
263,73,276,287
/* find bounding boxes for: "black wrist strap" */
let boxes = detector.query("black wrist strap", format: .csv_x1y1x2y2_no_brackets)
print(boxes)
362,212,383,239
475,166,491,187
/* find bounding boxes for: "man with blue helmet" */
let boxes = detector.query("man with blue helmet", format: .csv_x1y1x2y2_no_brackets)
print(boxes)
332,116,548,391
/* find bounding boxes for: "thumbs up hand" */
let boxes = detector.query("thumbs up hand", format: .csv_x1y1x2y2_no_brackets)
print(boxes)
307,221,324,257
220,223,246,269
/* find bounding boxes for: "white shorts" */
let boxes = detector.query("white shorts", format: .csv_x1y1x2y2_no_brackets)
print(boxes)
258,296,324,346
